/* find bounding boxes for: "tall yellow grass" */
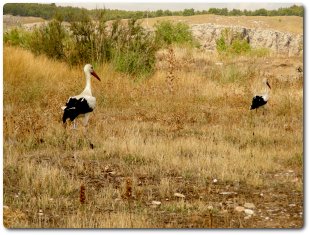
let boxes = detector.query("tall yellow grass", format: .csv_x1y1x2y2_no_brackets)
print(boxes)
3,45,303,228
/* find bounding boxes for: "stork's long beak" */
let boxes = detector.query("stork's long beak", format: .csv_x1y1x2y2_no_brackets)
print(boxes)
91,71,101,81
266,81,271,89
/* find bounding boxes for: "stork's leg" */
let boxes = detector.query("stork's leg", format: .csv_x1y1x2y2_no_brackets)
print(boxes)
262,106,266,116
73,120,77,130
82,114,94,149
72,120,78,159
83,126,94,149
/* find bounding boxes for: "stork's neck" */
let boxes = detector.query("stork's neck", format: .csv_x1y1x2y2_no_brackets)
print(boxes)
263,83,270,101
82,72,92,96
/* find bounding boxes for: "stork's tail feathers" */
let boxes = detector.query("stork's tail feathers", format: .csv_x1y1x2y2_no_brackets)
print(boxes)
62,111,68,123
62,106,68,124
62,107,79,123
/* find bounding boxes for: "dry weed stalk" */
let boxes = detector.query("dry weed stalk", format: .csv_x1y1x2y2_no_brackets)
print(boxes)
80,184,86,204
123,177,133,227
166,47,177,93
124,177,133,199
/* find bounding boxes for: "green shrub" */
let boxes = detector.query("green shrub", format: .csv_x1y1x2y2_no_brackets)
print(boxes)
216,28,251,55
4,28,31,48
29,20,67,60
67,16,98,65
111,19,158,77
231,39,251,54
215,36,227,52
6,17,158,78
68,18,158,77
155,20,196,47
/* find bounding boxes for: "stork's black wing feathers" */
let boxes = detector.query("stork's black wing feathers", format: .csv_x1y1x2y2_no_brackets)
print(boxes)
250,96,268,110
62,97,93,123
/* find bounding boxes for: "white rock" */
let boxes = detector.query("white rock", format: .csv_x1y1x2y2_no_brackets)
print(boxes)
219,192,237,195
213,179,218,183
244,202,255,209
207,205,214,210
174,193,185,198
190,24,303,56
151,201,161,206
244,209,254,215
235,206,245,212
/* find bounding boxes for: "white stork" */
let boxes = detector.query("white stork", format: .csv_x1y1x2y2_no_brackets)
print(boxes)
250,79,271,110
62,64,101,131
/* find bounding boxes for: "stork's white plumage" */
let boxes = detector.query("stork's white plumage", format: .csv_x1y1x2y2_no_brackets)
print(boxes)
250,79,271,110
62,64,101,127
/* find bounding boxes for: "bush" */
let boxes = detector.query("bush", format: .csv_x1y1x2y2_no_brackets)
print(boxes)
4,28,31,48
29,20,67,60
67,16,98,65
4,17,158,78
68,18,159,77
216,29,270,57
216,28,251,55
215,36,227,52
231,39,251,54
155,20,196,47
111,19,158,77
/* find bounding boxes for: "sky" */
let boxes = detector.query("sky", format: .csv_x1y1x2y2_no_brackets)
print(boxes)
56,1,300,11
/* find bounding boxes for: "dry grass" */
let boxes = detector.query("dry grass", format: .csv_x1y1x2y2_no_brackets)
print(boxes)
3,45,303,228
140,14,303,34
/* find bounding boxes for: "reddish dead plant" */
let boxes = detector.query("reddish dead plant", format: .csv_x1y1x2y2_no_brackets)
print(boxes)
124,177,132,199
80,184,86,204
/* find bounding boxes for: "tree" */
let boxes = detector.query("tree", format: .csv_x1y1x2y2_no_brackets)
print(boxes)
183,8,195,16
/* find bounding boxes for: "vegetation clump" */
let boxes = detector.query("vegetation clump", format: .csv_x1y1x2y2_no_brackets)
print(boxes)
154,20,197,48
4,16,159,78
216,28,251,55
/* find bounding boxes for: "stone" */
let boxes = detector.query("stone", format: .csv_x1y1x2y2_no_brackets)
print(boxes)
244,209,254,215
174,193,185,198
219,192,237,195
244,202,255,209
235,206,245,212
190,23,303,56
151,201,161,206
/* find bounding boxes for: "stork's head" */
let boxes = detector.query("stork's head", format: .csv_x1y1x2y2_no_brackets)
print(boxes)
84,64,101,81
